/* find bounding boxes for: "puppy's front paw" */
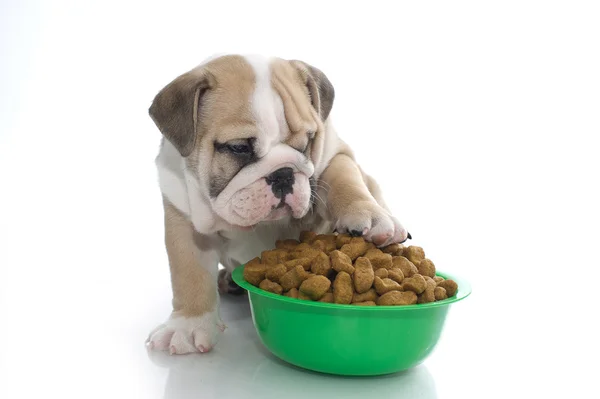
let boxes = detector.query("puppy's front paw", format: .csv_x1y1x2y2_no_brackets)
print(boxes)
146,311,226,354
335,200,410,247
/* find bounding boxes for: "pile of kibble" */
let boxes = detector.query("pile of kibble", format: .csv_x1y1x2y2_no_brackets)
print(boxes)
242,231,458,306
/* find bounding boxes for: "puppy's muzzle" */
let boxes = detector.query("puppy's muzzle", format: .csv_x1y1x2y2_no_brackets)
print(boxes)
266,167,295,200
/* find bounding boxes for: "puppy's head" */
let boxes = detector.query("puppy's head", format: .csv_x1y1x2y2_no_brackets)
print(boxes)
150,55,334,228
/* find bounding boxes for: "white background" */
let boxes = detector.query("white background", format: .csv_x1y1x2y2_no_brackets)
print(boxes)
1,1,599,398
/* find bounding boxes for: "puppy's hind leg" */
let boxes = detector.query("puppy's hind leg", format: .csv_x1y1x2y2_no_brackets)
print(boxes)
218,268,245,296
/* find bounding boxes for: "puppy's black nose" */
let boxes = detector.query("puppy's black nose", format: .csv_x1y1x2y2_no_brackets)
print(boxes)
266,167,295,199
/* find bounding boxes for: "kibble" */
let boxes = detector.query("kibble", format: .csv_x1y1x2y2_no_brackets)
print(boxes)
244,232,458,306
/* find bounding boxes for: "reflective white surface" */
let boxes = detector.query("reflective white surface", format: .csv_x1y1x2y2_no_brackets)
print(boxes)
1,1,599,398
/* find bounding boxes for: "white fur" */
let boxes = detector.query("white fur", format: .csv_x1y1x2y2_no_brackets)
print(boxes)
184,167,218,233
155,140,191,217
244,55,287,149
146,311,225,354
211,143,314,226
313,120,342,179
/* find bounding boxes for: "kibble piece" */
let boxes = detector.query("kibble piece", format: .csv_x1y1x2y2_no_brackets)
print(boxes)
291,247,322,261
299,275,331,300
275,239,300,250
315,235,337,252
315,233,336,242
352,301,377,306
377,291,418,306
285,288,299,298
438,280,458,297
352,288,378,303
311,252,332,275
417,258,436,278
274,249,290,264
333,271,353,304
340,238,370,261
365,242,377,252
243,257,267,286
265,263,287,283
374,276,403,295
424,276,437,289
402,274,427,294
246,256,262,267
298,291,311,300
364,248,381,257
434,286,448,301
374,268,389,279
261,249,289,265
354,257,375,294
388,268,405,284
336,233,352,249
433,276,445,284
312,240,327,252
280,265,309,291
365,249,393,270
259,279,283,295
331,250,355,274
418,283,436,304
392,256,419,278
294,243,312,252
404,246,425,266
313,240,336,253
284,257,312,271
381,243,405,256
299,231,317,244
319,292,334,303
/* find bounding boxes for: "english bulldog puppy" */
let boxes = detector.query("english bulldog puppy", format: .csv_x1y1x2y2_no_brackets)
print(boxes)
146,55,410,354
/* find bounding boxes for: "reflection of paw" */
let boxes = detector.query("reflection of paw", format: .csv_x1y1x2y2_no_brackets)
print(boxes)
218,269,245,295
335,200,410,247
146,311,226,354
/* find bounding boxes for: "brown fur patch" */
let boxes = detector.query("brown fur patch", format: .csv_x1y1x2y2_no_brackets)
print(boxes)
163,198,218,316
151,55,259,196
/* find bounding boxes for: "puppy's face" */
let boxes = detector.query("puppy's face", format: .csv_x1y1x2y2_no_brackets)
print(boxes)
150,55,334,228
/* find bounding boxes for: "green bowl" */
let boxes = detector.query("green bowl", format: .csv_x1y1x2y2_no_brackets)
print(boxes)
232,266,471,376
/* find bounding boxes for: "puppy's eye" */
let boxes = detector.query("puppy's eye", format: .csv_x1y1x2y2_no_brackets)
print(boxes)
215,138,255,156
226,143,252,154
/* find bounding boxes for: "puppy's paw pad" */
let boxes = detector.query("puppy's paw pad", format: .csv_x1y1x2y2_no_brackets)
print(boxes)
146,312,223,355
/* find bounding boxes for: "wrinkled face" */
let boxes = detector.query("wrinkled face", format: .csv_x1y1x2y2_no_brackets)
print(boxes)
150,55,334,229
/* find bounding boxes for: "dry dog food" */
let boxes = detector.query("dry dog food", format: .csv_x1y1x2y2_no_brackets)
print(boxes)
243,232,459,306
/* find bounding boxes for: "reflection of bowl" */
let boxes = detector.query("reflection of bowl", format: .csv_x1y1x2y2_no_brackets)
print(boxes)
232,266,471,376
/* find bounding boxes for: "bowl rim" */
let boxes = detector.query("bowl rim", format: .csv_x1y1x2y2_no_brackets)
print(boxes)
231,265,471,311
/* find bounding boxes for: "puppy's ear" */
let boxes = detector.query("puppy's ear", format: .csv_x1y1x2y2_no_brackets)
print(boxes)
291,61,335,121
149,69,215,157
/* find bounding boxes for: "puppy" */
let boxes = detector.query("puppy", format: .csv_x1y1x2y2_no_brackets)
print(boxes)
146,55,409,354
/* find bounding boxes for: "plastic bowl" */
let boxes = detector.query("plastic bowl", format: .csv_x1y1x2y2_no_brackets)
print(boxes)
232,266,471,376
